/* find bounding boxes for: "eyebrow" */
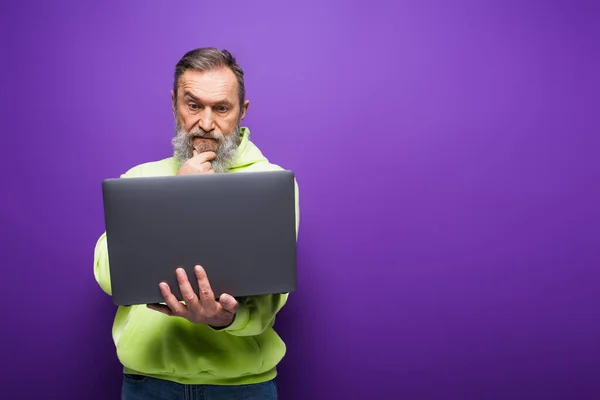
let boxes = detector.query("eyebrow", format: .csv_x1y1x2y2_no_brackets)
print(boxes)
183,91,234,107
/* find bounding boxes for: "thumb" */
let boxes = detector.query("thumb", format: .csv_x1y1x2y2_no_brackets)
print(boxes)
193,149,198,157
219,294,239,313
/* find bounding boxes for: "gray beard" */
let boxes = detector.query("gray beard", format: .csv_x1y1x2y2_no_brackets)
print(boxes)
172,121,240,173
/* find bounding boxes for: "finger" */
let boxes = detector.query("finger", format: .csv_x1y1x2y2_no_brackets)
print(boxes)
159,282,187,316
147,303,174,316
194,265,216,309
198,151,216,162
199,161,212,172
176,268,198,306
189,160,210,172
219,294,239,314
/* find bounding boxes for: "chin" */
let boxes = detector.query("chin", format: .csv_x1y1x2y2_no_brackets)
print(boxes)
193,143,218,153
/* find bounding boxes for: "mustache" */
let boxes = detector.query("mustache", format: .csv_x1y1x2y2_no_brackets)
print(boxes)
188,129,222,141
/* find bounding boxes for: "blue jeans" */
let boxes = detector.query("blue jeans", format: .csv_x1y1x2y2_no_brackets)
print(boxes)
121,374,278,400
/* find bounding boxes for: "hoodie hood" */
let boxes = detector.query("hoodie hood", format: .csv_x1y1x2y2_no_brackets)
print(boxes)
228,127,270,171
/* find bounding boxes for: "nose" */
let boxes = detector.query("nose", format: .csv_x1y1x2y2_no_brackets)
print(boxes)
198,109,216,132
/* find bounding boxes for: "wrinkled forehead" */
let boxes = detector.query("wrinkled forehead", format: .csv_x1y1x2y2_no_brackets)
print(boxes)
177,68,239,105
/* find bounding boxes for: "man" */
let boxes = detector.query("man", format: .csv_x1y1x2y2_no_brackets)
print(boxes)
93,48,299,400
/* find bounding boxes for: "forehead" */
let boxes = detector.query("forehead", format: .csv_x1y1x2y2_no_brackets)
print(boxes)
177,68,238,103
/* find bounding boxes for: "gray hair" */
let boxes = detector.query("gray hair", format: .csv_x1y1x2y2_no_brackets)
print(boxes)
173,47,245,110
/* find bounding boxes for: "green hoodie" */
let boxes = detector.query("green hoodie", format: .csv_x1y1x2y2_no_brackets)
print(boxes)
93,127,300,385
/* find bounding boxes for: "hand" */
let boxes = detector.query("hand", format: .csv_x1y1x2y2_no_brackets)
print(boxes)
147,265,239,328
176,150,216,175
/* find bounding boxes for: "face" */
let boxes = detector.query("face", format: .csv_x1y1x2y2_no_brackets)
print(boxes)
171,68,249,172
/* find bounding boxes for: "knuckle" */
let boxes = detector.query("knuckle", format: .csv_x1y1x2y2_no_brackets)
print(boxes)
172,305,185,315
184,294,196,303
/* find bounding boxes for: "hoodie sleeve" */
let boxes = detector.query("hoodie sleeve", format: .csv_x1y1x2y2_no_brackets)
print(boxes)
217,293,289,336
217,178,300,337
93,231,112,295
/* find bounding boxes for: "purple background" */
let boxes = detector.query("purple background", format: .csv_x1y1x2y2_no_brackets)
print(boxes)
2,1,599,399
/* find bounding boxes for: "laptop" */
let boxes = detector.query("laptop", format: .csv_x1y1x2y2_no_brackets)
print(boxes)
101,170,297,306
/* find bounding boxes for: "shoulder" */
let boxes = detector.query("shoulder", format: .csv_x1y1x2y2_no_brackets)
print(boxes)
121,157,177,178
236,161,285,173
234,160,296,184
236,161,300,198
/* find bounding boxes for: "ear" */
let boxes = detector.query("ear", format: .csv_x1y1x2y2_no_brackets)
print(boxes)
171,90,176,114
240,99,250,121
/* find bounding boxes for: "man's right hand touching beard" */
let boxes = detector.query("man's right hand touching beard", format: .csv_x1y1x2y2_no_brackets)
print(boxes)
176,150,216,175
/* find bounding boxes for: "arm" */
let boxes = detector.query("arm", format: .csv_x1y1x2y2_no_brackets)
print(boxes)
216,293,289,336
93,232,112,295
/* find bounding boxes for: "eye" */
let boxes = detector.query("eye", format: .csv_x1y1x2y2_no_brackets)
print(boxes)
216,106,229,113
188,103,199,111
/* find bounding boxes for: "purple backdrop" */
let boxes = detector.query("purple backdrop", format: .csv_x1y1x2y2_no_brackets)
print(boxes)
1,0,599,399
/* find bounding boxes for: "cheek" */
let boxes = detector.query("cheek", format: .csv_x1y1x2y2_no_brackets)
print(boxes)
176,110,196,131
217,115,238,133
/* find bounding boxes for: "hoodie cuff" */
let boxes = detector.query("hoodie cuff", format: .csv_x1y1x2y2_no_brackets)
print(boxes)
224,302,250,332
209,302,249,332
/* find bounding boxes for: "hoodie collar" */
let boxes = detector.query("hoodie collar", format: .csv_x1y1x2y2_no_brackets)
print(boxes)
228,127,268,171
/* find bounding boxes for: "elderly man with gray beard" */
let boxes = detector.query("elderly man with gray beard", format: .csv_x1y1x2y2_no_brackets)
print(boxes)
93,47,299,400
